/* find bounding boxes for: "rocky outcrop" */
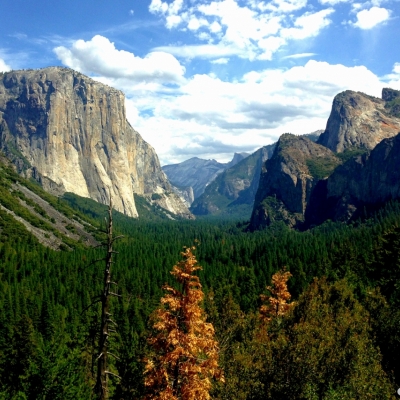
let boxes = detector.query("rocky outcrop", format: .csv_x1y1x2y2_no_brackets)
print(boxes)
170,184,194,208
0,67,192,218
225,152,250,169
306,132,400,225
190,145,274,218
250,134,340,229
317,89,400,153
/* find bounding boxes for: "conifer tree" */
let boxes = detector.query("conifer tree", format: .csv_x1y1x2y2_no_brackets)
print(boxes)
260,269,294,323
143,246,223,400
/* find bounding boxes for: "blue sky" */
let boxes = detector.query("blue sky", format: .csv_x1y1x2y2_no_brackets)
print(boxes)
1,0,400,164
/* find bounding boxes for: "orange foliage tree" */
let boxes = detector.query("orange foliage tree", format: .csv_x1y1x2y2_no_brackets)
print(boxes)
143,246,223,400
260,269,294,323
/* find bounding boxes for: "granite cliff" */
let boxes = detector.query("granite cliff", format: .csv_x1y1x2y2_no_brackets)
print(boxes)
251,88,400,230
306,132,400,226
250,134,340,229
317,89,400,152
0,67,192,219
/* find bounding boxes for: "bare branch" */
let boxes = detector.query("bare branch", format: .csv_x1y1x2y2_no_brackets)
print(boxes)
105,371,121,379
107,352,120,360
81,297,101,314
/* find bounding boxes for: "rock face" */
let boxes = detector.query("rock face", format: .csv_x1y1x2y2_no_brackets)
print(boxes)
317,89,400,153
190,145,274,218
0,67,192,218
250,134,340,229
170,184,194,208
306,132,400,225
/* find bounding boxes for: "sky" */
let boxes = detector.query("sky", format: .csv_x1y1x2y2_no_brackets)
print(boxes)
1,0,400,165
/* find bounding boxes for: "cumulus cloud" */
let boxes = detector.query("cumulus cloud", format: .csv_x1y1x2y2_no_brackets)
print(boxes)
124,60,385,164
54,35,186,83
53,33,393,164
352,7,390,29
0,57,11,72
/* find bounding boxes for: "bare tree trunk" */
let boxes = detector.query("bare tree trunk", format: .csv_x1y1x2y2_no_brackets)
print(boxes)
95,198,115,400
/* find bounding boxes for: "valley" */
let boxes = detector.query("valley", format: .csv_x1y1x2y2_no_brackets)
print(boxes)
1,67,400,399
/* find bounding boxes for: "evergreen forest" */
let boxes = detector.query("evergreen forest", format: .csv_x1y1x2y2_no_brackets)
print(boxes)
1,173,400,398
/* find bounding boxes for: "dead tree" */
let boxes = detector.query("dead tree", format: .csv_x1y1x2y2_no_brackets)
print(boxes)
94,196,123,400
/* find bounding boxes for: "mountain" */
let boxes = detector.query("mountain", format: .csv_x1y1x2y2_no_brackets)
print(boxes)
190,144,275,219
250,134,340,229
306,132,400,226
317,89,400,152
163,157,226,200
251,88,400,231
0,67,192,219
162,152,249,202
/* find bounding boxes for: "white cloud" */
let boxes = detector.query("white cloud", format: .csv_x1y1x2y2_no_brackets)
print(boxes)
352,7,390,29
148,0,333,62
0,58,11,72
149,0,185,29
54,35,186,83
319,0,350,5
261,0,308,13
281,9,334,40
187,16,209,31
211,57,230,64
149,0,169,14
153,44,242,59
382,62,400,90
283,53,317,59
123,60,386,164
257,36,286,60
53,33,394,164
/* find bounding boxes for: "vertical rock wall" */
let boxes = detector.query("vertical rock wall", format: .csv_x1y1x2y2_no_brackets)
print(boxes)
0,67,192,218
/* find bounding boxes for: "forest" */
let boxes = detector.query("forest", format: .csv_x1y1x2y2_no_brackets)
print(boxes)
1,185,400,399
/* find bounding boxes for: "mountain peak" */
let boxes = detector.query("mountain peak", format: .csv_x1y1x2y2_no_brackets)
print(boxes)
317,89,400,153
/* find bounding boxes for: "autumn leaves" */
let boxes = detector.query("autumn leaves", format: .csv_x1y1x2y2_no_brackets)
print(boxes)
144,246,223,400
144,246,292,400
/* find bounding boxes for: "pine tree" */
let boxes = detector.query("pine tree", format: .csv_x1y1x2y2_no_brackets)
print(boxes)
143,246,223,400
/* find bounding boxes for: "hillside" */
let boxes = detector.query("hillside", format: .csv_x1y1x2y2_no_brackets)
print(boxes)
0,153,101,250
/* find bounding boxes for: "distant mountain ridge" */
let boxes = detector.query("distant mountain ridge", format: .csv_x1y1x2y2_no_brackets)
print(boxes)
190,145,274,219
162,152,250,201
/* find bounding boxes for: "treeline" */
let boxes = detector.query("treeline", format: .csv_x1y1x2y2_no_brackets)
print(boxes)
1,200,400,398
